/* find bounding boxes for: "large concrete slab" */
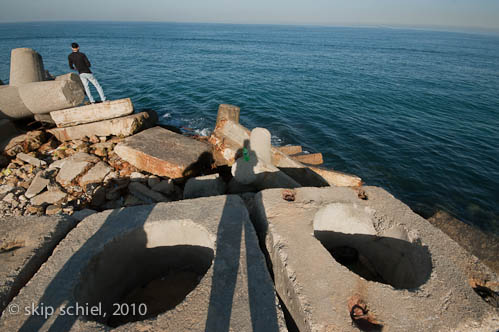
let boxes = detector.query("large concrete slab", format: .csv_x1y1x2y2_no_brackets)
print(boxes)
0,215,77,316
115,126,212,178
48,110,157,142
252,186,499,332
0,196,286,331
50,98,134,128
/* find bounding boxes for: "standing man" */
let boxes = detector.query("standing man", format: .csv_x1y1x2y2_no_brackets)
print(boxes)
68,42,106,103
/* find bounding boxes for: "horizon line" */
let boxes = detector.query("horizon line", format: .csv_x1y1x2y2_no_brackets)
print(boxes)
1,19,499,33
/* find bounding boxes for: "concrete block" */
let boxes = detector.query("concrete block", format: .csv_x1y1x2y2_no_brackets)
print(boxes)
19,80,85,115
216,104,240,126
50,98,134,128
0,86,32,119
48,111,157,142
308,166,362,187
34,113,55,124
25,171,50,199
9,48,45,87
250,127,272,165
0,215,77,316
115,126,212,178
56,160,92,186
290,152,323,165
79,162,112,187
30,189,67,206
0,196,286,331
17,152,46,167
183,174,227,199
253,186,499,332
128,182,169,203
0,80,84,119
276,145,302,155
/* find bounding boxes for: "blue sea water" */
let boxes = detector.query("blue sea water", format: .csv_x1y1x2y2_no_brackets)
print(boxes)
1,22,498,234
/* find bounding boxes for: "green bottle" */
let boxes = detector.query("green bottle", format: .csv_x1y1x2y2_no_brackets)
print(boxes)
243,147,250,161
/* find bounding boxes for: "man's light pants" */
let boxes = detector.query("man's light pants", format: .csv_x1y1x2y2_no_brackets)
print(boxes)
79,73,106,103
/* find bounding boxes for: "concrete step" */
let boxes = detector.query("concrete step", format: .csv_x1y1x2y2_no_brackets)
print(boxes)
50,98,134,128
47,110,157,142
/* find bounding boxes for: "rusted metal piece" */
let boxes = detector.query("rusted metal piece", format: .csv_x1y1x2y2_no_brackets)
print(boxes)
281,189,296,202
347,294,383,331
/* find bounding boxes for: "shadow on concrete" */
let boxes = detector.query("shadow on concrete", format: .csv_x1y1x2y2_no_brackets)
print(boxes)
18,205,153,331
18,140,281,331
314,231,432,289
205,139,280,332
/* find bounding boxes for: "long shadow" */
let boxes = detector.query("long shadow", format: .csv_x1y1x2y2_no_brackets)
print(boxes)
18,140,281,331
18,204,155,331
205,139,280,332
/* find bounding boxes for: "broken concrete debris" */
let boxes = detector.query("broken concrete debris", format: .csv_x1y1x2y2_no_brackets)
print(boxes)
114,126,211,178
1,89,498,332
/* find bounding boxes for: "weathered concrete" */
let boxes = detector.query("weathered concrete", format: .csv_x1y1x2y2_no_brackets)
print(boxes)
128,182,169,203
0,86,32,119
0,215,77,315
56,160,92,186
17,152,46,167
9,48,45,87
290,152,323,165
48,110,157,142
428,210,499,274
151,179,175,195
250,127,272,165
215,104,240,127
0,80,85,119
209,108,362,187
0,196,286,331
34,113,55,124
19,80,85,115
252,186,499,332
25,171,50,199
276,145,302,155
115,126,212,178
30,189,67,206
50,98,134,128
184,174,227,199
79,162,112,187
308,166,362,187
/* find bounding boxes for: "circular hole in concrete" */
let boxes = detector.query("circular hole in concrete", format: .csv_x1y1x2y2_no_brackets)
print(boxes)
75,220,214,327
314,203,432,289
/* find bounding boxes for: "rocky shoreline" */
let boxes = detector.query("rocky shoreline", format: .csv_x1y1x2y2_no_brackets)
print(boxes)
0,129,184,219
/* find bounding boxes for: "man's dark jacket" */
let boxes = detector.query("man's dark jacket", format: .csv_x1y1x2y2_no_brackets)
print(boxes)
68,51,92,74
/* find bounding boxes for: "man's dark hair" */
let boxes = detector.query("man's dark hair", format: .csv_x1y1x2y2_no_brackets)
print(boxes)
71,42,79,49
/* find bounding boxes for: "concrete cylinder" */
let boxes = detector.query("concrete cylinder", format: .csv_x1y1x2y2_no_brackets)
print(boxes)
9,48,46,86
19,80,85,115
0,85,33,119
250,127,272,165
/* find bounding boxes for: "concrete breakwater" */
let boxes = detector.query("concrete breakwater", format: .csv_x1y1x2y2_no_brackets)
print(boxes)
0,48,498,331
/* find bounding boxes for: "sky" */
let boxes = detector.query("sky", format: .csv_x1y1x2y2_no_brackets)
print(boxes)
1,0,499,30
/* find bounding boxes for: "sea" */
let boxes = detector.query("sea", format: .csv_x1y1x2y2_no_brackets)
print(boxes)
0,22,498,235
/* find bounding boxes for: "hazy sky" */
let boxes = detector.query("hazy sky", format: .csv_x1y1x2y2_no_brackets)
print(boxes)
1,0,499,29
